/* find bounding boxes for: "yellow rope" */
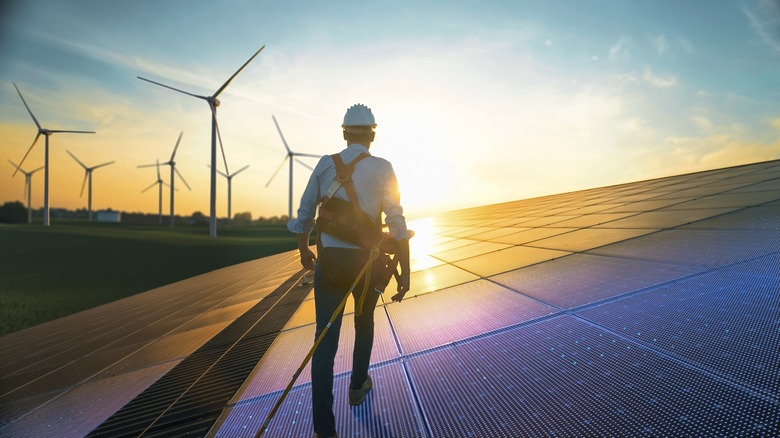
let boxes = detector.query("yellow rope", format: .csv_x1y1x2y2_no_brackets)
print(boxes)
355,245,380,316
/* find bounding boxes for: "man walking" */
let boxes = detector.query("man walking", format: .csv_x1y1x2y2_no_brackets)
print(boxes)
287,103,411,438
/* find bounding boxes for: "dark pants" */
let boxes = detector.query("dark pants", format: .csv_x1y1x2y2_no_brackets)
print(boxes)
311,247,381,435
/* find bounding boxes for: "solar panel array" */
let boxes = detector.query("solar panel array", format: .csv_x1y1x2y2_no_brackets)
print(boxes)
1,159,778,437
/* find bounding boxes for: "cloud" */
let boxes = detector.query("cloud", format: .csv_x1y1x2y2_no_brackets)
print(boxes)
657,117,780,174
643,67,679,88
652,34,669,56
650,34,695,57
609,36,633,60
743,0,780,54
692,115,713,131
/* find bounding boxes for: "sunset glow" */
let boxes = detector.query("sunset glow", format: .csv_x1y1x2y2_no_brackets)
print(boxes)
1,1,779,221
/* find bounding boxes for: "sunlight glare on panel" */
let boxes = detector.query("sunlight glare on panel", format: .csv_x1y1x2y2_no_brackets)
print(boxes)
407,217,439,259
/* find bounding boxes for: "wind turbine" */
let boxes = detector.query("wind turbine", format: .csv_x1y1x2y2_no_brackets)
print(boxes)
211,163,250,226
137,131,190,227
66,150,115,221
11,83,96,226
137,44,265,238
140,160,169,225
265,115,322,219
7,159,44,224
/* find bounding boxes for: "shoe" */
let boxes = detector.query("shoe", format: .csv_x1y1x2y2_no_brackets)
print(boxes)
314,433,338,438
349,375,372,406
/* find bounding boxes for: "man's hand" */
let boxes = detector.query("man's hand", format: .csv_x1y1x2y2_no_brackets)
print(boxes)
297,233,316,270
299,247,317,270
391,271,410,302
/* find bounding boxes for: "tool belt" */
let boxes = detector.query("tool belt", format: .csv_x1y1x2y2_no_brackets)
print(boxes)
315,153,398,254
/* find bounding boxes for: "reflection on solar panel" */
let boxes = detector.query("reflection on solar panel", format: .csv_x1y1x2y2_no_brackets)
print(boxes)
1,159,778,437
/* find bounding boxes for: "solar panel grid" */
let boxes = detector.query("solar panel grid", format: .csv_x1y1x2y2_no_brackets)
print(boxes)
406,316,778,437
577,270,780,396
589,229,780,268
3,160,779,437
489,227,578,245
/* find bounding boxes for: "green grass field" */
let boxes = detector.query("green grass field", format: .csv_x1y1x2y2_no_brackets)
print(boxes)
0,222,302,336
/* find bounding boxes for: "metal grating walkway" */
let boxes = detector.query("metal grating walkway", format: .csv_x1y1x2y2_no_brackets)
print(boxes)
87,269,311,437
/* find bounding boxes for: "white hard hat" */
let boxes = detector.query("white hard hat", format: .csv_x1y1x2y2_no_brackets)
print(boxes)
342,103,377,128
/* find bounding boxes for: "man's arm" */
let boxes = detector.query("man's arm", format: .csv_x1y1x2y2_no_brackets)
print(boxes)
288,157,326,270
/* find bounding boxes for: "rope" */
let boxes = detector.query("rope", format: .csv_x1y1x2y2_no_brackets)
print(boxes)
254,246,380,438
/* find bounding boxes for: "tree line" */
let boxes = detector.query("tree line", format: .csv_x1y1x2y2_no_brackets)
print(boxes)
0,201,288,225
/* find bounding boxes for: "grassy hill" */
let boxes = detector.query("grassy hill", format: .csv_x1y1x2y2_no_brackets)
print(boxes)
0,222,301,336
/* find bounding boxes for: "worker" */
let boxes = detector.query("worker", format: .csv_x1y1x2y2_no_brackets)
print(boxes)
287,103,411,438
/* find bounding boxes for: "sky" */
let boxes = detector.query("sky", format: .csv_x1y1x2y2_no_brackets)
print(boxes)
1,0,779,221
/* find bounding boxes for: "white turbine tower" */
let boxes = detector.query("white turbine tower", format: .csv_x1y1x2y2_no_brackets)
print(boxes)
140,160,169,225
138,131,191,227
137,44,265,238
265,115,322,220
11,83,96,226
66,150,115,221
7,159,44,224
213,164,250,226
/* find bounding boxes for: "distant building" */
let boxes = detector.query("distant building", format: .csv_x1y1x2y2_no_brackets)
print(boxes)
96,210,121,223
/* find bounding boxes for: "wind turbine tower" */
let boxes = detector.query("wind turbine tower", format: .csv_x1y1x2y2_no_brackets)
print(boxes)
7,159,44,224
11,83,96,226
137,44,265,237
213,164,250,226
138,131,190,227
266,115,322,220
66,150,115,221
140,160,168,225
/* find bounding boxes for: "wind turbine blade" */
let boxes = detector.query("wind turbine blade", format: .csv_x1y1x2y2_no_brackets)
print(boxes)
294,158,315,171
170,131,183,161
265,156,289,188
213,45,265,98
13,83,42,129
137,76,208,100
80,173,88,197
141,181,157,193
48,129,96,134
174,167,192,191
30,165,45,174
7,159,19,169
294,152,322,159
156,159,161,180
207,164,230,178
137,163,158,168
13,132,41,177
92,160,115,170
162,181,176,190
232,164,250,177
66,149,88,169
271,115,292,154
212,107,230,174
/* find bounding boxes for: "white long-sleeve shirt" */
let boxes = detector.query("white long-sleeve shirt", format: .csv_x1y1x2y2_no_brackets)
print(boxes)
287,143,409,248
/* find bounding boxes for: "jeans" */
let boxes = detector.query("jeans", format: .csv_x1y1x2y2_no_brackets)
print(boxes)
311,246,381,435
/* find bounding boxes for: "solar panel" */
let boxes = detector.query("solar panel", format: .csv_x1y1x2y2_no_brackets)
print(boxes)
387,279,557,354
214,362,426,438
406,316,779,437
577,270,780,395
589,229,780,268
452,245,570,277
491,253,702,308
